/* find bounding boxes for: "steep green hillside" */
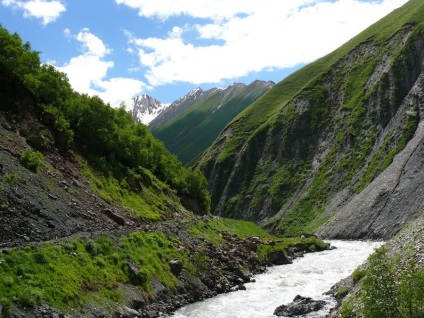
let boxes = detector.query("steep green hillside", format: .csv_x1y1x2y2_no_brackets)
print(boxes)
151,81,273,165
197,0,424,238
0,24,210,217
0,25,328,317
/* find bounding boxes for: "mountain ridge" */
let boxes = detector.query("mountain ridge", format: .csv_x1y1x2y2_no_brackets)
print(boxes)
196,0,424,239
150,80,274,165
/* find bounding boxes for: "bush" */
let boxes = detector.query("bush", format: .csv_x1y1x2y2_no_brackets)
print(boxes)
5,173,18,187
361,247,424,318
85,239,98,256
352,267,366,283
20,150,43,173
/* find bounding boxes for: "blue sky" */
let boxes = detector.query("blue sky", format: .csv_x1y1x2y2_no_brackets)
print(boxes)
0,0,408,105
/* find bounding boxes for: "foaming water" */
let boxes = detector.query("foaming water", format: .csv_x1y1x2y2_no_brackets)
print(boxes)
171,240,382,318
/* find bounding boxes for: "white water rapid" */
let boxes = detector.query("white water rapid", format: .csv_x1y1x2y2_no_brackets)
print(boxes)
171,240,382,318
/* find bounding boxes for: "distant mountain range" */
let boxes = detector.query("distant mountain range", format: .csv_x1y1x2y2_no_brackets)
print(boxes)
124,80,274,165
149,80,274,165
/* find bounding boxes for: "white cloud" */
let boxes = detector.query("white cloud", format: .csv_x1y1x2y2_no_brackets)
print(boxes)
1,0,66,25
121,0,408,86
56,29,146,106
115,0,258,20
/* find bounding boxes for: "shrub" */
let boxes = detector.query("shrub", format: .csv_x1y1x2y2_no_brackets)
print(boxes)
18,288,43,308
85,239,98,256
5,173,18,187
361,247,424,318
20,150,43,173
352,267,366,283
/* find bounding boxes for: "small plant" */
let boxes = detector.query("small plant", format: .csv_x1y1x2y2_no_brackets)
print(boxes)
20,150,44,173
352,267,366,283
5,173,18,187
337,285,351,298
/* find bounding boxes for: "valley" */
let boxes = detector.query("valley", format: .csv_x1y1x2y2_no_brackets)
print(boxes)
1,0,424,317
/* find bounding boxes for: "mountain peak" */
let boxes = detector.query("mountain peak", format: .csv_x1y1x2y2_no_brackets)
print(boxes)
124,94,167,125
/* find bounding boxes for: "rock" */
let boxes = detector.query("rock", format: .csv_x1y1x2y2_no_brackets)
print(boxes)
151,277,173,300
1,248,11,254
274,295,326,317
169,259,183,277
124,306,139,318
48,193,58,200
127,261,143,285
102,208,126,226
268,249,292,265
234,268,251,283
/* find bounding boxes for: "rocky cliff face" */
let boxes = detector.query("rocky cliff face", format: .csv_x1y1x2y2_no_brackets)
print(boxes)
197,1,424,239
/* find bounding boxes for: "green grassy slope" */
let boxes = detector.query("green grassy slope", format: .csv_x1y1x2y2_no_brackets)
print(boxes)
217,0,424,163
151,82,273,165
198,0,424,236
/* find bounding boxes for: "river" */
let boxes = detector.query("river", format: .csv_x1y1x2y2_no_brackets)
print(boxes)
171,240,382,318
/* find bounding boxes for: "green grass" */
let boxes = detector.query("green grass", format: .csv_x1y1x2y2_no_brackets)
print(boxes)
198,0,424,236
189,217,272,244
0,217,327,316
20,150,44,173
77,157,180,221
152,82,271,165
0,232,191,315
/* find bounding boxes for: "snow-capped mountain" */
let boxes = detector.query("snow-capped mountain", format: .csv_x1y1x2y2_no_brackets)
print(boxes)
124,94,168,125
148,87,205,130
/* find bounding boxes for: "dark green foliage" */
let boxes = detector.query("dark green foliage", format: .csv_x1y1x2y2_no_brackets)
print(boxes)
20,150,44,173
0,24,210,215
361,247,424,318
0,26,40,80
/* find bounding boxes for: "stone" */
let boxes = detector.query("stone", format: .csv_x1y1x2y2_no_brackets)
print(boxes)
124,306,139,318
169,259,183,277
127,261,143,285
274,295,326,317
268,249,292,265
102,208,126,226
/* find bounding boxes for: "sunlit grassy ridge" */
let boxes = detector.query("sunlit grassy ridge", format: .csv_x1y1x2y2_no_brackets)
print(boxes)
216,0,424,163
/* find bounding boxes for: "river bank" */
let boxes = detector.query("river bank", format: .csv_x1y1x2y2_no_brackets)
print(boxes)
170,240,382,318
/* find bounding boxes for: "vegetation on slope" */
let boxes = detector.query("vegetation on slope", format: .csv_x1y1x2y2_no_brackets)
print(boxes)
0,217,324,316
339,217,424,318
197,0,424,236
151,82,273,166
0,24,210,216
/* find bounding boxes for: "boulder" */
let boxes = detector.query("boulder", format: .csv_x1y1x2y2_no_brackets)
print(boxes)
102,208,126,226
124,306,139,318
169,259,183,277
127,260,144,285
274,295,326,317
268,250,292,265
